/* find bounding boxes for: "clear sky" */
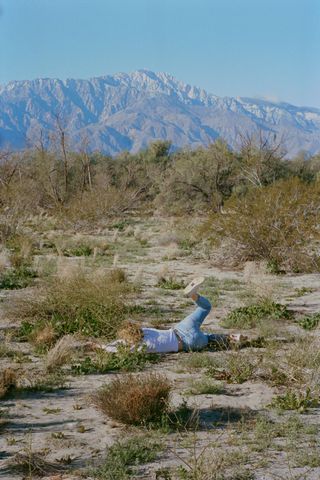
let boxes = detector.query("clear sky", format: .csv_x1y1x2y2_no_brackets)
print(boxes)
1,0,320,107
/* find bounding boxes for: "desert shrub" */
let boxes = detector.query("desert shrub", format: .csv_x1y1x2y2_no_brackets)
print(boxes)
90,435,161,480
1,370,66,398
12,270,134,340
93,373,171,426
221,299,293,329
71,345,160,374
156,140,235,214
201,177,320,272
62,184,145,222
298,313,320,330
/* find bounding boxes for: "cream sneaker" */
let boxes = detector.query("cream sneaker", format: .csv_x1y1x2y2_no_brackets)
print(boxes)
183,276,205,297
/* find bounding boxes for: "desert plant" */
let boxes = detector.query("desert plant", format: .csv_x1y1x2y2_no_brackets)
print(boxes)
298,313,320,330
157,276,185,290
201,177,320,272
62,243,93,257
7,449,67,476
179,353,218,371
12,270,134,340
269,388,319,412
221,299,293,329
185,378,224,395
93,373,171,426
0,265,37,289
90,435,162,479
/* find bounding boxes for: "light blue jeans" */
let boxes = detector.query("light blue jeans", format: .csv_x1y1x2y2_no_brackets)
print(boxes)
174,295,229,351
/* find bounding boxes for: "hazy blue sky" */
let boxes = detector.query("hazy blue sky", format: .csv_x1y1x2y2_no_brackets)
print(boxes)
1,0,319,107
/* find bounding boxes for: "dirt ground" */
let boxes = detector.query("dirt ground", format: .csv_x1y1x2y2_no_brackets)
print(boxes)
1,217,320,480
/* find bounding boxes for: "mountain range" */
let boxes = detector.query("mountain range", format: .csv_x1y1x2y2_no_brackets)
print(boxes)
0,69,320,158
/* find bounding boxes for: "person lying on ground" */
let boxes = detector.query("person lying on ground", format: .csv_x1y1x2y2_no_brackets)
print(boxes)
87,277,247,354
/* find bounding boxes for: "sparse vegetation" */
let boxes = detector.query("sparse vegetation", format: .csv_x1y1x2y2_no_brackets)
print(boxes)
269,388,319,412
221,299,293,329
90,435,162,480
12,270,134,340
185,378,224,395
157,275,186,290
71,345,160,374
0,265,37,289
298,313,320,330
93,373,171,426
1,138,320,479
207,352,257,384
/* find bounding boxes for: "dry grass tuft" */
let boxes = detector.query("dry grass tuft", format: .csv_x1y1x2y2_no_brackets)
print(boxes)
93,373,171,425
46,335,77,372
109,267,127,283
33,324,57,347
0,368,18,398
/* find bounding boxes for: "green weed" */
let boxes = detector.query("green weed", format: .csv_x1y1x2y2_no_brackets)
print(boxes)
221,299,293,329
298,313,320,330
90,435,161,479
157,276,185,290
269,388,319,412
0,266,36,289
184,378,224,395
62,244,93,257
206,352,257,384
71,346,160,374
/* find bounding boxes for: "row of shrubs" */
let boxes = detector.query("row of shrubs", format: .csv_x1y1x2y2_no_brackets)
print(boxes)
1,136,320,272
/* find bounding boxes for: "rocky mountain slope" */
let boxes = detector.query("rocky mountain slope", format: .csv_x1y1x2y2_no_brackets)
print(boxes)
0,70,319,157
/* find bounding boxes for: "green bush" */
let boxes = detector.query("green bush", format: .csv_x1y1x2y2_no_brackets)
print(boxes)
221,299,293,329
202,177,320,272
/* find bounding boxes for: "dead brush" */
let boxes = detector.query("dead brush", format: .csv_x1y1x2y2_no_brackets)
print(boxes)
7,450,68,476
92,373,171,426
